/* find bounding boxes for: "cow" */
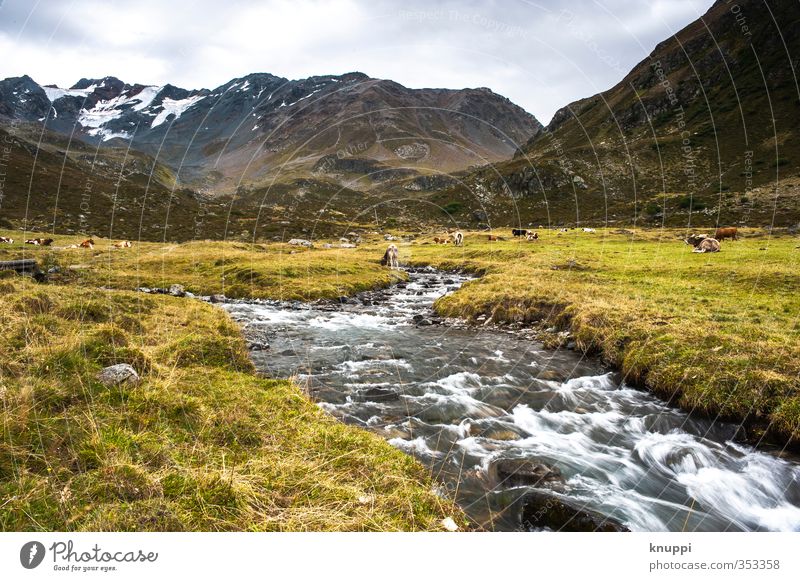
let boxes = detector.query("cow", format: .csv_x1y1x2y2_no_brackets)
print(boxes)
452,231,464,246
694,238,721,253
79,239,95,249
512,228,528,237
582,228,596,233
0,237,13,244
112,240,132,248
685,234,721,253
24,238,54,246
380,244,399,269
714,227,738,241
526,232,539,241
487,235,499,241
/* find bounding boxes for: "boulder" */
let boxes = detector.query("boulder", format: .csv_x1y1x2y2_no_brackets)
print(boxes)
489,458,566,491
97,364,140,388
209,294,226,303
520,490,629,532
288,238,313,247
168,284,186,297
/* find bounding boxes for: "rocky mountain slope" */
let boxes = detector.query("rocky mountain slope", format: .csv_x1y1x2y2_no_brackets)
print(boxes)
436,0,800,229
0,72,542,193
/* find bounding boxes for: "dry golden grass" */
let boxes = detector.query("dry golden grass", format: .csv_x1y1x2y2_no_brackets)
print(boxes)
0,236,460,532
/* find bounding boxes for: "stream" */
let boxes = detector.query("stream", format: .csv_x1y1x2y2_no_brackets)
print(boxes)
222,268,800,532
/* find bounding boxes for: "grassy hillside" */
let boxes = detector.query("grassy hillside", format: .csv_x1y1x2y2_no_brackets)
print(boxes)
0,237,460,532
432,0,800,229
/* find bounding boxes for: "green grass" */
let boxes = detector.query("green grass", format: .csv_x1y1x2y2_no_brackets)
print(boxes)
401,228,800,444
0,233,405,301
0,237,460,532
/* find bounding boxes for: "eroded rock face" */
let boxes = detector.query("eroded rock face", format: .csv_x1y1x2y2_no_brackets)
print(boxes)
97,364,140,388
520,490,630,532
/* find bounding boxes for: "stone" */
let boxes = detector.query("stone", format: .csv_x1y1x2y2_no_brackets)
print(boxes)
168,284,185,297
489,458,566,491
520,490,629,532
288,238,313,247
97,364,140,388
209,294,226,303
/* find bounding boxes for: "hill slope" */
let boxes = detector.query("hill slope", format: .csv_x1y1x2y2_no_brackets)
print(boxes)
437,0,800,229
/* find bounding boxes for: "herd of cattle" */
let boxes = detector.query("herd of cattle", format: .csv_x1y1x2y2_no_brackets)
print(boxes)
0,237,133,249
380,226,740,267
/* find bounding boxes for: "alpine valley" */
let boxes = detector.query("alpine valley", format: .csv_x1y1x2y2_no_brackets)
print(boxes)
1,0,798,240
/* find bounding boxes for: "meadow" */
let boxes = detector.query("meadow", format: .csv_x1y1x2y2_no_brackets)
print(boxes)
0,232,455,532
1,224,798,532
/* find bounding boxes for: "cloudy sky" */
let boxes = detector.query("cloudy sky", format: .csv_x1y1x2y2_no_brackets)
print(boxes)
0,0,714,123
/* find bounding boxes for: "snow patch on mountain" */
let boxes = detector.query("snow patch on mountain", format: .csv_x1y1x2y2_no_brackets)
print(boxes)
43,86,95,102
151,94,206,128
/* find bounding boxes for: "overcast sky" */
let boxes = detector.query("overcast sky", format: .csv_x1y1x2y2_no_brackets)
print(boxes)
0,0,714,123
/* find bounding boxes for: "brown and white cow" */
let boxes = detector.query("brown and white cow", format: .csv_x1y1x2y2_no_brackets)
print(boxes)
79,239,95,249
24,238,54,246
686,234,721,253
526,232,539,241
112,240,132,248
0,236,13,244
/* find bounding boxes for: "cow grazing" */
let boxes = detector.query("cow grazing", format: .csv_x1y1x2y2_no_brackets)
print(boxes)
381,244,399,269
112,240,132,248
79,239,95,249
453,231,464,246
0,237,13,244
526,232,539,241
714,227,738,241
512,228,528,237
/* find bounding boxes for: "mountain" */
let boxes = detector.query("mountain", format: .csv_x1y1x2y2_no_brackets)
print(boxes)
0,72,542,193
435,0,800,228
3,0,799,239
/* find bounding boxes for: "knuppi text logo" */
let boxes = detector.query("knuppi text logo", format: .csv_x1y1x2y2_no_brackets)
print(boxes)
19,541,46,569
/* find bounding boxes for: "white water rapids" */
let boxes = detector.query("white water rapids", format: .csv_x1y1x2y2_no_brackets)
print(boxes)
223,268,800,531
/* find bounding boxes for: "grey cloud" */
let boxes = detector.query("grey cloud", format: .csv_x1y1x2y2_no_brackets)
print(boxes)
0,0,713,122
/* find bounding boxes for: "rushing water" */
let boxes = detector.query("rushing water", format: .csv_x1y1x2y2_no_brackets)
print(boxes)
223,268,800,532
